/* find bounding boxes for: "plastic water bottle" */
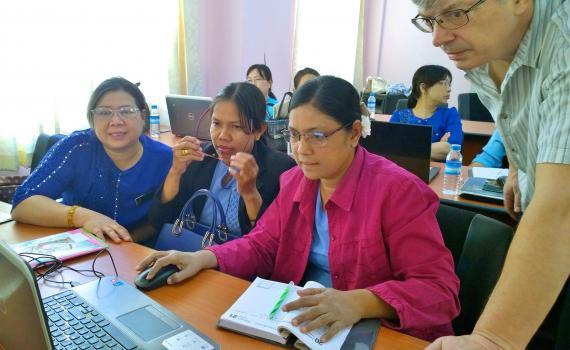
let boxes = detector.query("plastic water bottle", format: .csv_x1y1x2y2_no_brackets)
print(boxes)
367,93,376,117
149,104,160,138
443,144,463,195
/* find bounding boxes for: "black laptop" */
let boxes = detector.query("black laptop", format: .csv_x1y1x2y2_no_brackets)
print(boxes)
166,94,213,140
360,121,440,183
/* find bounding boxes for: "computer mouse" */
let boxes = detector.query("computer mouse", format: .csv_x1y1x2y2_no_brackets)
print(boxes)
134,264,179,291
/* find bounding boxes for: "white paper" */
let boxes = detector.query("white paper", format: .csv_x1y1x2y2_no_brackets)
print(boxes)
471,167,508,180
279,280,351,350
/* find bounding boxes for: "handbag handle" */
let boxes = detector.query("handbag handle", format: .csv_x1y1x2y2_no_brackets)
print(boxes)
172,189,229,245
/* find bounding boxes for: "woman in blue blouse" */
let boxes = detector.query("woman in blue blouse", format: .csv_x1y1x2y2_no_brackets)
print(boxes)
11,77,172,243
246,64,279,120
390,65,463,161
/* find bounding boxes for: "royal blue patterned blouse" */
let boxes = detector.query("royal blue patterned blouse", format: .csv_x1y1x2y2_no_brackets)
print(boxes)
12,129,172,229
390,107,464,146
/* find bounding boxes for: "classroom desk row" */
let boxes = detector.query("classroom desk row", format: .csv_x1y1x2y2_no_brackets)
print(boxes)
373,114,495,165
0,201,428,350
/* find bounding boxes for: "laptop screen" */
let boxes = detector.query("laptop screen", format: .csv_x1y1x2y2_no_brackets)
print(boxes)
166,95,213,140
360,121,433,183
0,240,52,350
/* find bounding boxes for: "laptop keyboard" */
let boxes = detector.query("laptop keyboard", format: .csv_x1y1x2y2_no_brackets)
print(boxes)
43,290,138,350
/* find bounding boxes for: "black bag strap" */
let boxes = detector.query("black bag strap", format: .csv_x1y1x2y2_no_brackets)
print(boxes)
172,189,229,245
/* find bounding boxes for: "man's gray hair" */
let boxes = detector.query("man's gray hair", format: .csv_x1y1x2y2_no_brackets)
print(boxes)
410,0,443,11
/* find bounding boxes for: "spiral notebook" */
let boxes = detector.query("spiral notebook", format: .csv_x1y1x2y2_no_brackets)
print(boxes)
10,228,108,266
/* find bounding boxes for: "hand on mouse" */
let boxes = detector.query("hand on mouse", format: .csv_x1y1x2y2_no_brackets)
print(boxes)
135,250,218,284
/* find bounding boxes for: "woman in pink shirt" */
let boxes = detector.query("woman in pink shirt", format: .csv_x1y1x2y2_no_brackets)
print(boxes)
137,76,460,342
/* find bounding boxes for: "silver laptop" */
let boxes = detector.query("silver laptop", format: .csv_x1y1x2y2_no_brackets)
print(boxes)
166,94,212,140
460,177,504,203
0,240,219,350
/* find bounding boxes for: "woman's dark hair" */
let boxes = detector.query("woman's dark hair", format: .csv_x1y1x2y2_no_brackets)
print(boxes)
246,64,276,100
408,65,452,108
87,77,148,127
293,67,320,90
210,82,267,134
289,76,361,129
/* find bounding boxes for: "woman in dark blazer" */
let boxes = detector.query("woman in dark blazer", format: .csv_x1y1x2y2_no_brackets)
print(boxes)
148,82,295,245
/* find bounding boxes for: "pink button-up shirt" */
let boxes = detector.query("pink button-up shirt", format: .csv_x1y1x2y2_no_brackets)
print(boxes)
208,146,460,341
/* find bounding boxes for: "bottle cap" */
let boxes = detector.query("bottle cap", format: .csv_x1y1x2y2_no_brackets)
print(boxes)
451,144,461,151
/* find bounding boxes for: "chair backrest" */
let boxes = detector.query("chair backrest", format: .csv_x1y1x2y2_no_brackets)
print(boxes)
395,98,408,112
458,93,494,122
30,133,66,171
436,204,513,335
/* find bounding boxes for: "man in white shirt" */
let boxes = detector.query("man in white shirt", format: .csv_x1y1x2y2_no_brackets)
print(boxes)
409,0,570,349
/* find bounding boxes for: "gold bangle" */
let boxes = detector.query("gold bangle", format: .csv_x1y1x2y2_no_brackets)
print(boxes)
67,205,80,227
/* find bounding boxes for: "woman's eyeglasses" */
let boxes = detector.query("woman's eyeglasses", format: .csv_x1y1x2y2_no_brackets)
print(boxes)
91,106,140,120
281,123,352,148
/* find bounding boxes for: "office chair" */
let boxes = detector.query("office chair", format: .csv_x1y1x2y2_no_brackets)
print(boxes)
395,98,408,112
436,204,514,335
458,93,494,122
30,133,66,171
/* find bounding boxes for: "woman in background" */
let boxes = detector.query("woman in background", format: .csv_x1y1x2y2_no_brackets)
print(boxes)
147,82,295,245
11,77,172,242
390,65,463,161
137,76,459,343
275,67,321,119
246,64,278,120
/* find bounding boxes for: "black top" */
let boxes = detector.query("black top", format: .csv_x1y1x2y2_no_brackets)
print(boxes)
149,141,296,234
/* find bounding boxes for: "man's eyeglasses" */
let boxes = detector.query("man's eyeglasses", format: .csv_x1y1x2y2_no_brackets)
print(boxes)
411,0,486,33
281,123,352,148
91,106,141,120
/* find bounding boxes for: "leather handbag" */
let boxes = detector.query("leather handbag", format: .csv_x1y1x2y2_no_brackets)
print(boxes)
154,189,232,252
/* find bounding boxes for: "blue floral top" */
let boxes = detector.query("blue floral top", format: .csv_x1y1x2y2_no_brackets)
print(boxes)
12,129,172,229
390,107,464,146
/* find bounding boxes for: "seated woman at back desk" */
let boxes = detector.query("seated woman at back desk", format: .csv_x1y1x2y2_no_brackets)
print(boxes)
145,82,295,244
11,77,173,242
275,67,320,119
246,64,279,120
390,65,463,161
137,76,460,342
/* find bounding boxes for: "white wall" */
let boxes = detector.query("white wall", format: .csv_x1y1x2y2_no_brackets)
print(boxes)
371,1,471,107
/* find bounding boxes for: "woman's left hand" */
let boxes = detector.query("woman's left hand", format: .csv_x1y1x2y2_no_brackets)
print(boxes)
283,288,363,343
229,152,260,197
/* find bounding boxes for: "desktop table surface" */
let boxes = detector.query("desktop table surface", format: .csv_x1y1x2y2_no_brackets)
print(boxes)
0,204,429,350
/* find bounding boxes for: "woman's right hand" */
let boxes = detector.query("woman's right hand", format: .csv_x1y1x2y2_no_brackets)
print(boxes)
135,250,218,284
171,136,204,175
75,208,131,243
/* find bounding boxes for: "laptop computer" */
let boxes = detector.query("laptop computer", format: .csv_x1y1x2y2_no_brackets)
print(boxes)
0,240,219,350
166,94,213,140
360,121,440,183
460,177,504,203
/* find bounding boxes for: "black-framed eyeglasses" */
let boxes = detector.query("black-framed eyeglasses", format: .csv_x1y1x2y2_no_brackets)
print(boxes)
281,122,352,148
411,0,486,33
91,106,141,120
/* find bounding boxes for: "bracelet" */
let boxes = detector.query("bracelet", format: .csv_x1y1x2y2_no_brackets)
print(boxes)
67,205,80,227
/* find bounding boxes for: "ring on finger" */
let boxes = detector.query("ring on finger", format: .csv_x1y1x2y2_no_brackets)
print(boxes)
181,149,189,156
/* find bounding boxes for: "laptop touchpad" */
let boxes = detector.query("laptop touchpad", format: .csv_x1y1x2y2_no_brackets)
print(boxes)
117,306,180,341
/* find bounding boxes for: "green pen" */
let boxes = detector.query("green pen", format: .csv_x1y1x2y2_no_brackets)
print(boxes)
268,281,294,320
